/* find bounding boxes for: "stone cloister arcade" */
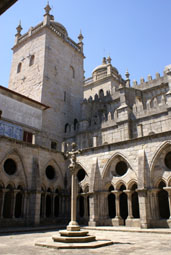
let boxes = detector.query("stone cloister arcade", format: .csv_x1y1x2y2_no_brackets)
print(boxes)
1,142,171,228
76,144,171,228
0,148,67,227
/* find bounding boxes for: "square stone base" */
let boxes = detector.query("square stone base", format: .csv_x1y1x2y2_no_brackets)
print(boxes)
112,218,124,226
126,218,140,227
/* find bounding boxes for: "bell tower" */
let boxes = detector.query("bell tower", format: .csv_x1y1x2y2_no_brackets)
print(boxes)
8,3,84,145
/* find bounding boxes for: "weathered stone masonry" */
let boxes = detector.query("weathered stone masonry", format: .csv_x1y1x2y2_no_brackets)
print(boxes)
1,3,171,229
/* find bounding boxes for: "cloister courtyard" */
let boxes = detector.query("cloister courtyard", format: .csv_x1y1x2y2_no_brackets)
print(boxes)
0,227,171,255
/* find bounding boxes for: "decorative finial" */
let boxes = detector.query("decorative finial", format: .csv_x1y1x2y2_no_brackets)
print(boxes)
16,20,22,35
107,56,112,64
102,57,107,65
125,69,130,87
78,30,84,42
44,1,51,15
125,69,130,79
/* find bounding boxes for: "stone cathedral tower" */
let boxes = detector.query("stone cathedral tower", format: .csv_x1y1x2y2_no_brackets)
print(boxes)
8,3,84,146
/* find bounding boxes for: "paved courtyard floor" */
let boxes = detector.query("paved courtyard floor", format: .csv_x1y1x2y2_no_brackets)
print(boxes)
0,227,171,255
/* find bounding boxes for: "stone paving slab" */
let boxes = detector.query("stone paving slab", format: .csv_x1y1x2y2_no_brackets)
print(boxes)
0,228,171,255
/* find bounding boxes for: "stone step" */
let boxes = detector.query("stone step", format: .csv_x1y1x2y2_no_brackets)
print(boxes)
59,230,89,237
52,234,96,243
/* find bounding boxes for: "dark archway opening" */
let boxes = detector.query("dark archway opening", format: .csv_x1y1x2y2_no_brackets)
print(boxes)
120,193,128,220
132,192,140,218
40,193,45,217
79,196,84,218
119,185,128,223
0,189,3,215
3,188,13,218
15,192,23,218
108,193,116,218
131,184,140,218
158,182,170,219
46,195,51,218
164,151,171,170
87,196,90,217
54,196,59,217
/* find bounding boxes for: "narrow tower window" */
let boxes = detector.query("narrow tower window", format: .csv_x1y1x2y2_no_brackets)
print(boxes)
64,91,66,102
29,55,35,66
70,66,75,78
74,119,78,130
17,62,22,73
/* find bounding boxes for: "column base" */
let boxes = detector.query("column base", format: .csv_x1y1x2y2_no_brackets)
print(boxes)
126,218,140,227
88,220,97,227
67,221,80,231
112,217,124,226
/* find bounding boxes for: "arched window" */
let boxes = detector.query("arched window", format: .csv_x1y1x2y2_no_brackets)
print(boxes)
70,66,75,78
29,55,35,66
64,91,66,102
99,89,104,98
108,185,116,218
119,184,128,221
131,184,140,218
64,123,70,133
17,62,22,73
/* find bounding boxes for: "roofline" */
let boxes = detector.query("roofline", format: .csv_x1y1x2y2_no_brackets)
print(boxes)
0,0,18,15
0,85,50,110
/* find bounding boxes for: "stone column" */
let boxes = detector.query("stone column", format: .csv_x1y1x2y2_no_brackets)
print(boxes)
12,190,17,218
88,192,99,226
28,190,41,225
51,193,55,218
149,189,159,220
124,190,133,219
83,194,88,220
43,194,46,218
67,170,80,231
112,191,123,226
23,191,28,219
99,191,108,225
114,191,121,218
137,189,151,228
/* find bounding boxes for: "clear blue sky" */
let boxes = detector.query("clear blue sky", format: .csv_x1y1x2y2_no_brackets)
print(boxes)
0,0,171,87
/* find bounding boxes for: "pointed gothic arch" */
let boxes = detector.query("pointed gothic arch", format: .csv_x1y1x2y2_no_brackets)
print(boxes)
150,141,171,172
43,158,64,184
150,141,171,186
0,149,28,189
102,152,134,179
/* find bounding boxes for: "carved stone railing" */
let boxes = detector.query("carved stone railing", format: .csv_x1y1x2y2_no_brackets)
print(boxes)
84,77,93,85
18,22,44,44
